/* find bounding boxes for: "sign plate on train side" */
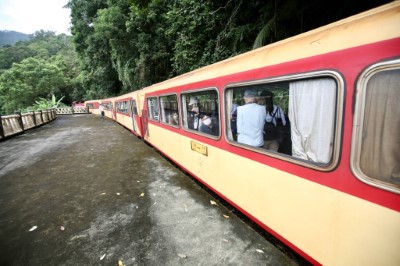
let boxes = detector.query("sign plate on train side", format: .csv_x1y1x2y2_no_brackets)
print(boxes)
191,141,208,156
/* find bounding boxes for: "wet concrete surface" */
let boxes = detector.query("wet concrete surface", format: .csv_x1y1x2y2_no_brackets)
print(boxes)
0,115,306,265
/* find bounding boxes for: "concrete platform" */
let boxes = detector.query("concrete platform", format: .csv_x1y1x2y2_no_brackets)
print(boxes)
0,115,308,265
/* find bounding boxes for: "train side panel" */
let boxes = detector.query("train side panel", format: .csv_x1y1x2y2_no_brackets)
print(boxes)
140,11,400,266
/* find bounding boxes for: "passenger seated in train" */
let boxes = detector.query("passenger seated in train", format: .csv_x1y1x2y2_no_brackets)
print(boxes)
199,115,219,136
171,112,179,126
237,88,266,147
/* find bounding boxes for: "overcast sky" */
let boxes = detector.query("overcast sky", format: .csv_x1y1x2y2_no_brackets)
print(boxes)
0,0,71,35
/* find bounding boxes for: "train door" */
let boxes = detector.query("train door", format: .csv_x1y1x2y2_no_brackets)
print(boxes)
130,99,137,133
112,103,116,120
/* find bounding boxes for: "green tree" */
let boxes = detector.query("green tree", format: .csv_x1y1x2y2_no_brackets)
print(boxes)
0,58,66,113
67,0,122,99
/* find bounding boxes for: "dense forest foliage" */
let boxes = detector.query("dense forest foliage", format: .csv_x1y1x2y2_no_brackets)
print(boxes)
0,0,390,114
67,0,389,99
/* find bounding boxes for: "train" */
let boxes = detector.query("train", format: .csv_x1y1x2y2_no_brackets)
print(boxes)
85,2,400,265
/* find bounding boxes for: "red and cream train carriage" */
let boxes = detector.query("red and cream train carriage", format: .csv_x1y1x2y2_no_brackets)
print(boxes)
86,2,400,265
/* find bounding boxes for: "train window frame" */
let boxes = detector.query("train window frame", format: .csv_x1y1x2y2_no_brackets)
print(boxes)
147,97,160,122
160,93,180,128
224,70,344,171
180,87,221,139
351,59,400,194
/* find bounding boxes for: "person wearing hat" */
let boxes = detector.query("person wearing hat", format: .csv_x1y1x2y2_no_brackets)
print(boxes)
237,88,266,147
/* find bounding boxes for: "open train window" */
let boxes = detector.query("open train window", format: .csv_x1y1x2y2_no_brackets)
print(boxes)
225,71,343,171
147,97,159,122
160,94,179,127
351,60,400,194
181,88,220,138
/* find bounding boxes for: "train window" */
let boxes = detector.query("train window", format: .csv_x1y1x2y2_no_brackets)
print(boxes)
226,72,343,170
351,61,400,193
147,97,159,121
103,102,112,110
181,89,220,137
116,101,129,114
86,103,94,109
160,94,179,127
131,100,138,116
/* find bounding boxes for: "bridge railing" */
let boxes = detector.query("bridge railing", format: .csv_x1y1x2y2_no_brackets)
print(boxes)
56,106,89,114
0,109,57,141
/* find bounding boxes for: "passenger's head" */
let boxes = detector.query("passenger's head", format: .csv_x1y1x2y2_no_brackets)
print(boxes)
260,91,273,112
243,88,258,103
188,97,198,106
202,115,212,127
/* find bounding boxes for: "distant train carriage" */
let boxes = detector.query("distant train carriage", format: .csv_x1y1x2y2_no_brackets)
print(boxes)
114,91,143,137
100,99,115,120
86,3,400,265
84,100,100,114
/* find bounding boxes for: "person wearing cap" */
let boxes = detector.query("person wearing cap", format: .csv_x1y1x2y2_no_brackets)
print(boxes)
199,115,219,136
237,88,266,147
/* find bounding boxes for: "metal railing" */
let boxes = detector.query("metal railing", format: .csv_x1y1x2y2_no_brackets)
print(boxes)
56,106,89,114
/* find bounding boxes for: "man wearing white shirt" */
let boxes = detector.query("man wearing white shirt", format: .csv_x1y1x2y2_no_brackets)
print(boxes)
237,88,266,147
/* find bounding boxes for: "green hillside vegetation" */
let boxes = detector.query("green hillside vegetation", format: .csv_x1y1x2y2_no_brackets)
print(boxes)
0,30,81,114
0,30,29,47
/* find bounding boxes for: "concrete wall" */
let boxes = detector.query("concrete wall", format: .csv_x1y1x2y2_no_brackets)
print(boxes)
0,109,57,140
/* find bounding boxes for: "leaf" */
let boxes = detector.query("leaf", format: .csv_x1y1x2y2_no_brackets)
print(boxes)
223,215,229,219
256,249,264,254
177,253,187,258
210,200,218,206
116,193,121,196
139,192,145,197
29,225,38,231
60,226,65,231
118,259,123,266
100,253,106,260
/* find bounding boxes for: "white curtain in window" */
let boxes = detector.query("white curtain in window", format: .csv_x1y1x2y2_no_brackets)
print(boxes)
226,90,233,140
181,95,188,128
160,98,166,122
360,70,400,183
289,78,336,164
